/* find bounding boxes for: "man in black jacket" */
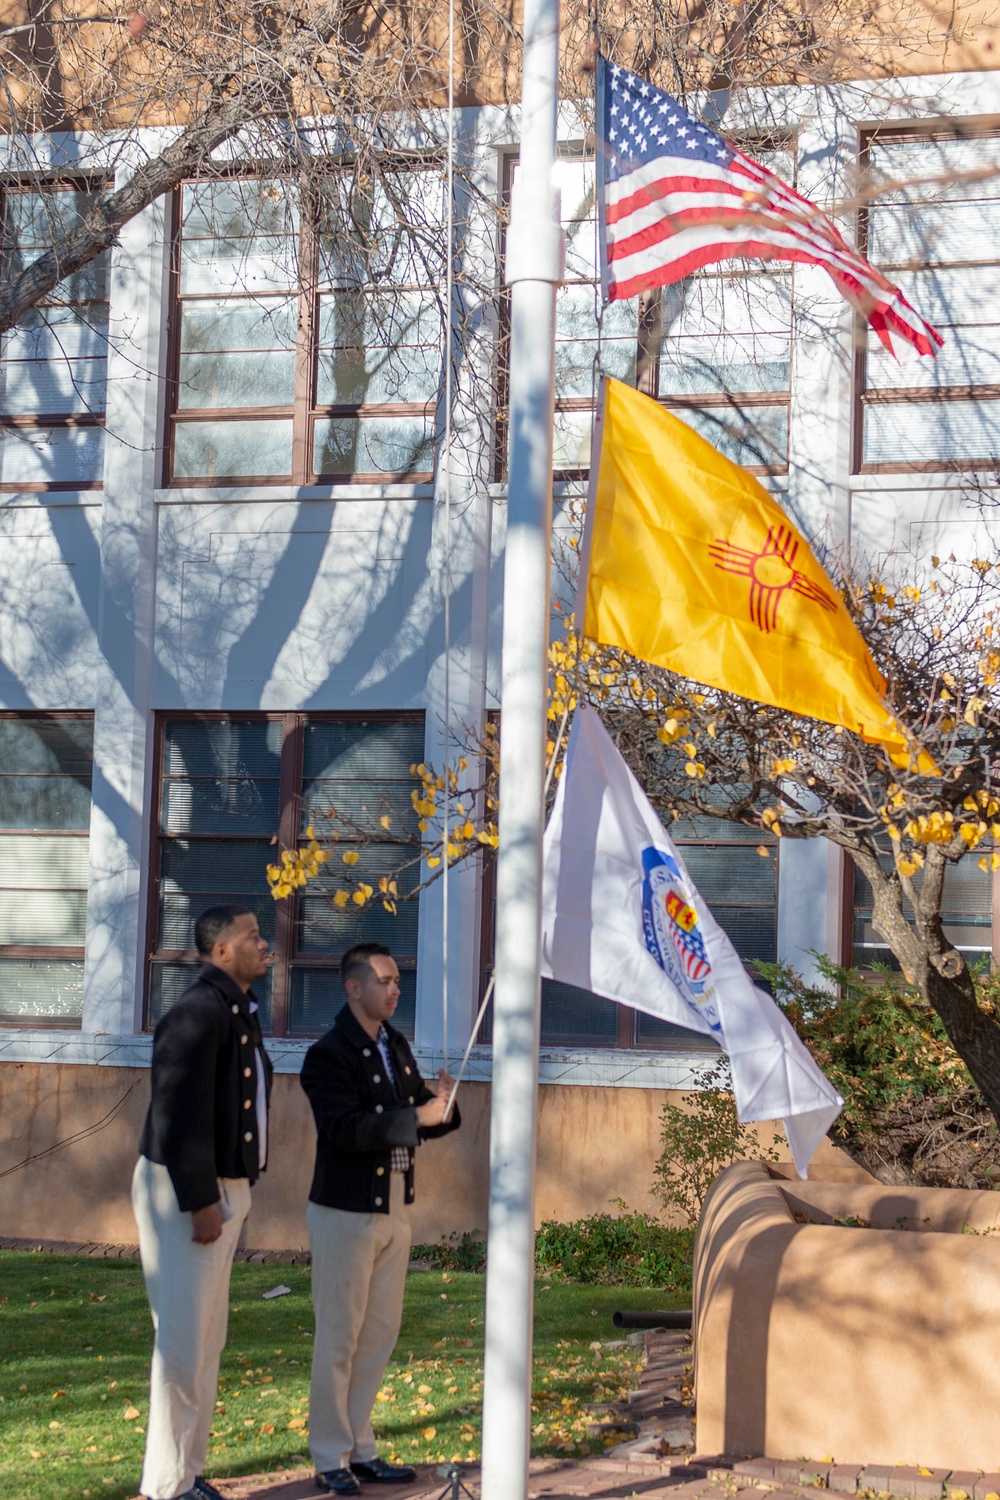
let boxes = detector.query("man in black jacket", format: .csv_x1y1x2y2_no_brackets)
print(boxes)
300,941,461,1495
133,904,273,1500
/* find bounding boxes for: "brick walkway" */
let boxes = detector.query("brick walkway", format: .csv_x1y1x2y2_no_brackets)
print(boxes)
181,1331,1000,1500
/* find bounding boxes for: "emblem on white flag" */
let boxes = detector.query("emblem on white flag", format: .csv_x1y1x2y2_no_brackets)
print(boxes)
641,847,721,1035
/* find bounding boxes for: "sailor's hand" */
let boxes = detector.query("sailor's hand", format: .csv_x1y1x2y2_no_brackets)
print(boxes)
437,1070,457,1121
191,1203,224,1243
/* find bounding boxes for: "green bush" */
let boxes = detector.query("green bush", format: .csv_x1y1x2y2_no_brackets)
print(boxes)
411,1229,487,1271
652,1059,782,1225
534,1201,694,1292
756,954,978,1133
756,955,1000,1188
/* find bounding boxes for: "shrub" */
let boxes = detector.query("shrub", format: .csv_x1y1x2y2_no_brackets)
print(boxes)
757,955,1000,1189
410,1229,487,1271
652,1059,782,1225
534,1201,694,1291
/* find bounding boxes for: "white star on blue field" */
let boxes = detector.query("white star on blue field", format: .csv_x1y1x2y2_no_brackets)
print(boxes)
601,57,732,180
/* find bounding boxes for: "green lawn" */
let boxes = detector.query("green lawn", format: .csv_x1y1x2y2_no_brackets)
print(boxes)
0,1251,688,1500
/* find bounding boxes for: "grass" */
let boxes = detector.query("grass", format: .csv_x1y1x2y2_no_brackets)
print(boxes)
0,1250,689,1500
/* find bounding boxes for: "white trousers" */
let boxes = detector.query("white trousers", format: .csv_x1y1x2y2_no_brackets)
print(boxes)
307,1184,411,1473
132,1156,251,1500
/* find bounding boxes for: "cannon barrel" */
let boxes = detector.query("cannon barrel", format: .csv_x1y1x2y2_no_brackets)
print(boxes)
612,1308,692,1330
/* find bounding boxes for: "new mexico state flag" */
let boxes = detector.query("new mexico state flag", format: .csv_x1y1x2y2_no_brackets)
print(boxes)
579,377,913,756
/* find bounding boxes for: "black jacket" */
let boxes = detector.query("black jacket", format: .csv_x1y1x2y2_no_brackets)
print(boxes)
138,965,273,1213
300,1004,460,1213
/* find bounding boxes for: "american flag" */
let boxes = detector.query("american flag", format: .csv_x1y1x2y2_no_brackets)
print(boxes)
596,54,943,358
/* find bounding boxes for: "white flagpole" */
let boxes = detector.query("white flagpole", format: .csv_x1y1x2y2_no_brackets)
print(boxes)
479,0,563,1493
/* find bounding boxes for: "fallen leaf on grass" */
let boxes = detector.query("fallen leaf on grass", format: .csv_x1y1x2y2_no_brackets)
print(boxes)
288,1416,307,1431
422,1427,436,1441
260,1423,275,1435
123,1406,141,1420
89,1293,106,1302
49,1420,61,1429
52,1389,67,1398
418,1384,433,1395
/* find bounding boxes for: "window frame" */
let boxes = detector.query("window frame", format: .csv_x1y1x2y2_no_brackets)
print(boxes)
145,709,425,1035
853,117,1000,475
0,177,109,494
845,842,999,973
0,709,95,1029
495,137,795,483
163,172,442,489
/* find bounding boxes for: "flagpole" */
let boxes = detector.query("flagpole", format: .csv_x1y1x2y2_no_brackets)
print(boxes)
479,0,563,1494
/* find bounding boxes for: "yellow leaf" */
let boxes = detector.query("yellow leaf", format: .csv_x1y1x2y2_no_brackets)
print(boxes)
261,1422,275,1435
426,855,441,869
422,1427,437,1441
756,845,770,857
333,890,350,908
418,1384,433,1395
380,814,392,829
288,1416,307,1430
342,850,360,866
351,890,367,906
305,825,315,838
123,1407,140,1420
49,1420,61,1429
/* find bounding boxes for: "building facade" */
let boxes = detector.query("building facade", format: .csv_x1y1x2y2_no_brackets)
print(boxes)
1,61,999,1246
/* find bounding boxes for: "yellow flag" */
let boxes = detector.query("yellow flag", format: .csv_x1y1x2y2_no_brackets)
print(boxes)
579,378,921,764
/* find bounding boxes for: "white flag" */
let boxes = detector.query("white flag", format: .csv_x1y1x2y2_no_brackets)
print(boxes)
540,706,842,1177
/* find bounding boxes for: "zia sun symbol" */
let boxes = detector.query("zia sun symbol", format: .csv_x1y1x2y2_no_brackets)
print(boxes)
708,524,837,634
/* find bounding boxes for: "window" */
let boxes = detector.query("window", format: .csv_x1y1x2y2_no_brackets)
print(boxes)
168,174,442,484
857,124,1000,470
0,182,110,490
647,264,792,472
498,153,638,477
478,812,774,1049
851,846,994,971
498,144,793,477
0,715,94,1025
644,139,795,474
147,713,424,1035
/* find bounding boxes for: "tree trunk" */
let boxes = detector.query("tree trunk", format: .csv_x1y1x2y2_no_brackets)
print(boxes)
849,841,1000,1130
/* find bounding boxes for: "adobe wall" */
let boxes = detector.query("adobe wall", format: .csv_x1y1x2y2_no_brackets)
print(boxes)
694,1161,1000,1470
0,1061,858,1248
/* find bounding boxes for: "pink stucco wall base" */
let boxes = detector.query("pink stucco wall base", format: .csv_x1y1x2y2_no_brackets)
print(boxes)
693,1161,1000,1471
0,1061,862,1247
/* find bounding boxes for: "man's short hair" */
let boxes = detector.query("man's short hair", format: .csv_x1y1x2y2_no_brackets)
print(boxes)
195,904,254,958
341,941,393,989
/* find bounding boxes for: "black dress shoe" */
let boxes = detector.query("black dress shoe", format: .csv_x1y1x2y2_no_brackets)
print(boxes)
193,1480,227,1500
316,1470,363,1495
350,1458,418,1484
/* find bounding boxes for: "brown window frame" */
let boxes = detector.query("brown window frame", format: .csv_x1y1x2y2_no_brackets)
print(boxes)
846,839,998,974
145,709,425,1036
0,710,94,1029
853,118,1000,475
495,138,794,484
164,172,441,489
0,178,109,494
